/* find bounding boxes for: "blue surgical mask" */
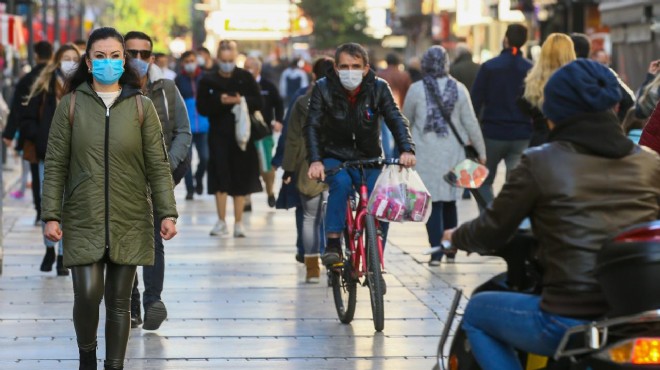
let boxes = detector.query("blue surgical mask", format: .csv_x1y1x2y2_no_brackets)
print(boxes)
92,59,124,85
129,58,150,78
219,62,235,73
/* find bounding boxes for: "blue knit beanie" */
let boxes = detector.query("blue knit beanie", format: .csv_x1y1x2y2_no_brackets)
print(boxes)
543,59,622,123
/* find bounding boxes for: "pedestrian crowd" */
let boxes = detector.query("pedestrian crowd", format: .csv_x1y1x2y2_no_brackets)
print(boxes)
2,22,660,370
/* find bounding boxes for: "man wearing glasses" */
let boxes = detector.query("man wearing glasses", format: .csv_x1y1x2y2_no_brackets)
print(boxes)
124,31,192,331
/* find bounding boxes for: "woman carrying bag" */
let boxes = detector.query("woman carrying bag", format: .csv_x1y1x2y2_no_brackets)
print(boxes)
402,46,486,266
41,27,178,370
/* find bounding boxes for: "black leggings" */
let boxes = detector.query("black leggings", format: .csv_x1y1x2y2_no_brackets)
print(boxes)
71,259,137,368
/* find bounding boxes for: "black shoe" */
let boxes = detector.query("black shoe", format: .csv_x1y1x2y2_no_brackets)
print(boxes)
143,300,167,330
40,247,55,272
195,182,203,195
79,348,97,370
131,304,142,328
321,245,342,267
185,192,193,200
267,195,276,208
104,363,123,370
244,204,252,212
56,255,69,276
295,253,304,264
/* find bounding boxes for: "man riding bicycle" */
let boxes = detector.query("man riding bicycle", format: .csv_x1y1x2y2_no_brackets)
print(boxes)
304,43,416,268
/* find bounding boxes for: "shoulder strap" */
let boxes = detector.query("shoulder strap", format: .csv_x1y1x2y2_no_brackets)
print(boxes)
68,91,76,127
432,85,466,147
135,95,144,126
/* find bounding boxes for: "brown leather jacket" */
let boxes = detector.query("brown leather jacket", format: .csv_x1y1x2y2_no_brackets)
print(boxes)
454,141,660,318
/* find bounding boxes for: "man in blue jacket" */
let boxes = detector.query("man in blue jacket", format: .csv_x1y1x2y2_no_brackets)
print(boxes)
176,50,210,200
471,24,532,206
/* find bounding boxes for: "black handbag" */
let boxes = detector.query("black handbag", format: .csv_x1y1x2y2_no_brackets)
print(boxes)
250,110,271,141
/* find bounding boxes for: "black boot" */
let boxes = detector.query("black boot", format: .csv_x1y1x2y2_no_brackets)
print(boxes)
104,361,123,369
40,247,55,272
56,255,69,276
79,349,97,370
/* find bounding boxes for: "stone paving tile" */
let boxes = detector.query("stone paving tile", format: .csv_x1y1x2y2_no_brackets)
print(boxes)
0,166,506,368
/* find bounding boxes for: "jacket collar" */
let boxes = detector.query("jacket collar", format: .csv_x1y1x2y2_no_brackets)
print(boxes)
76,82,142,103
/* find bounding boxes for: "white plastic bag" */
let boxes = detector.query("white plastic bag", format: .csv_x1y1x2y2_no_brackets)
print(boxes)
367,166,432,223
233,97,250,151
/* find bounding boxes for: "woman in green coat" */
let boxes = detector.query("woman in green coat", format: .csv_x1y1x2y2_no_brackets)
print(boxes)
42,27,178,370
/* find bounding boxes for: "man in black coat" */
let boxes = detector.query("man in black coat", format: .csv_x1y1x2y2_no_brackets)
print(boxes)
244,56,284,208
304,42,416,267
2,41,53,224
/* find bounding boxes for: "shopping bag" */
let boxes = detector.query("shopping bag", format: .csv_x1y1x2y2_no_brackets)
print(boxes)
444,159,489,189
233,97,251,151
367,165,408,223
401,168,432,223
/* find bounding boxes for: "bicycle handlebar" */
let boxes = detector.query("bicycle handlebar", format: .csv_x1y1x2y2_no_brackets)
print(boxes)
324,158,401,177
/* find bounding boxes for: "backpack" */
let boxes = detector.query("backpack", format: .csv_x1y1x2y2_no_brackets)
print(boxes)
68,91,144,127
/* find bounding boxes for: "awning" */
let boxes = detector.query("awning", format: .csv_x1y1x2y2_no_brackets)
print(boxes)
599,0,653,26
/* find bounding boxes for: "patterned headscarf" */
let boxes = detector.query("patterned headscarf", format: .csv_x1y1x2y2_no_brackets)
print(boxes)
421,46,459,137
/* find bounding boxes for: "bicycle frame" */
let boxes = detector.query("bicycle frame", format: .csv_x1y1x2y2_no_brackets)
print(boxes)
344,170,384,281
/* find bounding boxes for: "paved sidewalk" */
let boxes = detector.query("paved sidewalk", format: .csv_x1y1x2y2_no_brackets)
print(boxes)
0,177,505,369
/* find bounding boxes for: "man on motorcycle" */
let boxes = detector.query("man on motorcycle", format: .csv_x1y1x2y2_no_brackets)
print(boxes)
443,59,660,370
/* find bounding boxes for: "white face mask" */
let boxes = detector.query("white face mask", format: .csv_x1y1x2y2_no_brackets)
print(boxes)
60,60,78,77
338,69,363,91
196,56,206,66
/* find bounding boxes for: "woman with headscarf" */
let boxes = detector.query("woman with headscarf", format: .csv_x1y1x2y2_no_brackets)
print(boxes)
402,46,486,266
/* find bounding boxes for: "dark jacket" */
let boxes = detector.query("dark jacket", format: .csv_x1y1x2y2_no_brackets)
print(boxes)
470,48,533,141
42,83,177,267
258,76,284,126
2,63,47,148
22,73,63,160
175,68,209,134
449,53,480,91
517,95,549,147
639,100,660,153
272,86,307,169
453,112,660,318
304,69,414,163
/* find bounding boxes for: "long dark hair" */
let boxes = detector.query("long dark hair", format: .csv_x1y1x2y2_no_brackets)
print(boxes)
65,27,142,93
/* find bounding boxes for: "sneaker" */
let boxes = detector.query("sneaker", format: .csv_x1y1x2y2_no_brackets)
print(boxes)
446,254,456,264
195,182,204,195
267,195,276,208
428,259,441,267
210,220,229,236
143,300,167,330
234,223,246,238
185,192,193,201
131,304,142,329
9,190,23,199
321,245,342,267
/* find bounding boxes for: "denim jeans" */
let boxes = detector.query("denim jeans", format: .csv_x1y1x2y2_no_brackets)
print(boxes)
184,133,209,193
477,138,529,207
39,161,62,254
323,158,389,244
380,121,399,159
131,208,164,309
462,292,589,370
425,201,457,260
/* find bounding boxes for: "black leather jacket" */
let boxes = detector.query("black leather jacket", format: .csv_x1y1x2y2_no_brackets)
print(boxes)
304,69,414,162
454,135,660,318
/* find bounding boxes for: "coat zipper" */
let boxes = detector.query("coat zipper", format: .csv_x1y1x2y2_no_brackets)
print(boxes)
105,106,110,250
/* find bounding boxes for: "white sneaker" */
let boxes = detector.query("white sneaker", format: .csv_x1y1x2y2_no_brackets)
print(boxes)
210,220,229,236
234,223,246,238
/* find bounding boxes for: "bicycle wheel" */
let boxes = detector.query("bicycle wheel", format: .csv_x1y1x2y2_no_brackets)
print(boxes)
365,214,385,332
330,231,357,324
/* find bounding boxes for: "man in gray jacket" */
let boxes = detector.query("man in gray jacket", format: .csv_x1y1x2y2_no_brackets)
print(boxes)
125,31,192,330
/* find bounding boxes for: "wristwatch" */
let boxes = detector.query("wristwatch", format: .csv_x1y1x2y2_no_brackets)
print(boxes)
163,216,177,225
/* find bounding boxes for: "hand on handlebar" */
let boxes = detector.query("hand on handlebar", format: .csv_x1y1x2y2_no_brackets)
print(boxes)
399,152,416,168
308,161,325,182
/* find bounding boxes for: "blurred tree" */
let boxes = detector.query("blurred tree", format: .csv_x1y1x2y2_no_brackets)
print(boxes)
299,0,373,49
109,0,191,53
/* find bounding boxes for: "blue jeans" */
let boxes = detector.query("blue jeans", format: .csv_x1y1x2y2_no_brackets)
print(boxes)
184,133,209,193
425,201,457,260
323,158,388,244
462,292,588,370
380,121,399,159
131,207,164,309
39,161,62,254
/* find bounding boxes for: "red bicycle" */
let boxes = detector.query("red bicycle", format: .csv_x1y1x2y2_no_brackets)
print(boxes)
325,157,400,332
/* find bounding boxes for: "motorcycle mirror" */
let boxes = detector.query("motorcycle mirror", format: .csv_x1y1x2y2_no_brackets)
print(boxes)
444,159,489,189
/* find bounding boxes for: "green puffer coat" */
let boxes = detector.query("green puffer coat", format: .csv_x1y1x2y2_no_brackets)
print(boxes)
42,83,178,267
